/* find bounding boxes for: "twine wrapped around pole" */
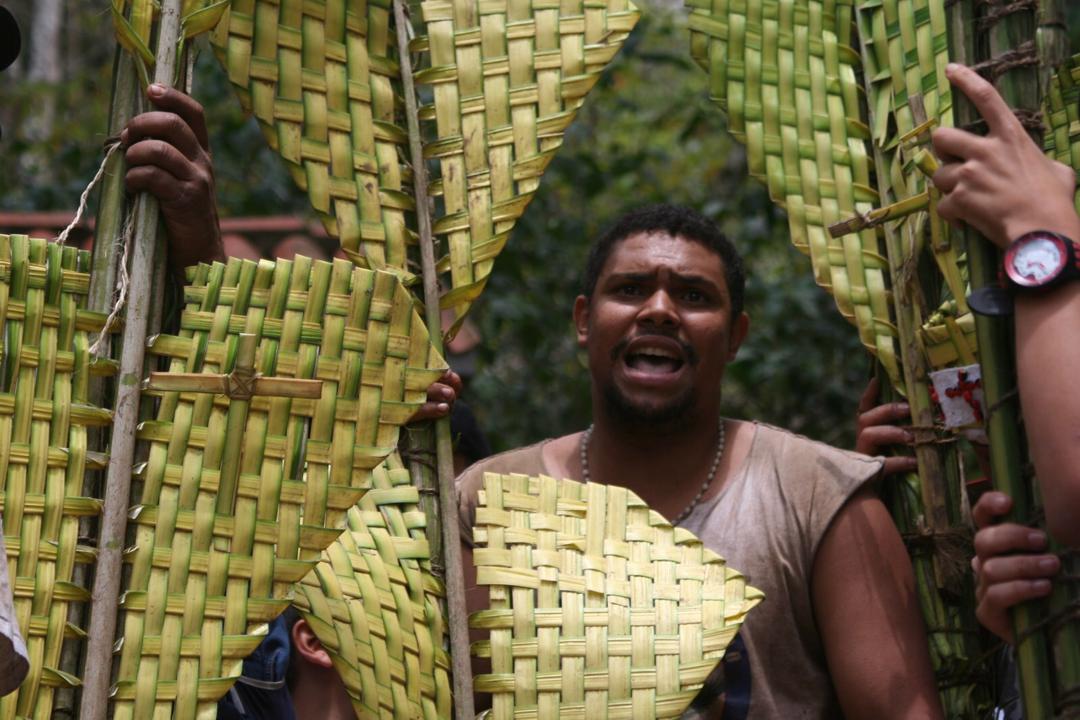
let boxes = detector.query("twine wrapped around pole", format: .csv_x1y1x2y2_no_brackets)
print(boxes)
79,1,185,716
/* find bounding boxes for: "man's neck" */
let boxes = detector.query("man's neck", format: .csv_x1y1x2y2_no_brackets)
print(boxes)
580,412,729,519
290,667,354,720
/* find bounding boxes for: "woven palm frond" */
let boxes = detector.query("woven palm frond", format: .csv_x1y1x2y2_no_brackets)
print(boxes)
110,256,446,719
414,0,640,330
210,1,414,276
292,452,451,719
687,0,900,384
471,473,762,719
1045,52,1080,208
853,0,981,377
0,236,113,720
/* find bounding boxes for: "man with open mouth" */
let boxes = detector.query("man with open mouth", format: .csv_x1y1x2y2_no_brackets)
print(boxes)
455,204,942,718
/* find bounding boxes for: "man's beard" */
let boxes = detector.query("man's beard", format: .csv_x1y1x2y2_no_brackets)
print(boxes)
598,332,699,431
600,380,697,432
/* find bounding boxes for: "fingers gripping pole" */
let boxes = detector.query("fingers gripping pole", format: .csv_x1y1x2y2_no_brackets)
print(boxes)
80,1,185,717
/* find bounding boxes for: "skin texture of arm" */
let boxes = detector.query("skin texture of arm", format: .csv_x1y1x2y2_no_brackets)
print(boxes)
812,488,944,719
932,63,1080,546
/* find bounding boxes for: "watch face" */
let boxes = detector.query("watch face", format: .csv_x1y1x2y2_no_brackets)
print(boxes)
1006,233,1067,287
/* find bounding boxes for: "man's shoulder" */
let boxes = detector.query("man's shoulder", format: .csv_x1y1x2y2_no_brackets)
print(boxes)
751,422,884,473
455,439,554,500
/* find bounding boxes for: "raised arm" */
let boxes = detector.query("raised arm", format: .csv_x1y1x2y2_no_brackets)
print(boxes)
932,63,1080,547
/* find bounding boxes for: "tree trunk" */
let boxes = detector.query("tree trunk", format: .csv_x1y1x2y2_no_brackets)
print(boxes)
24,0,62,177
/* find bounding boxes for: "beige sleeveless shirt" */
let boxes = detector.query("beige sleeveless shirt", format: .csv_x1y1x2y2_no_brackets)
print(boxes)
457,422,883,719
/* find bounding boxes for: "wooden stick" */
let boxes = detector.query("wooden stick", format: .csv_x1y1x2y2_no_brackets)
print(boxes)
80,2,185,716
392,2,476,717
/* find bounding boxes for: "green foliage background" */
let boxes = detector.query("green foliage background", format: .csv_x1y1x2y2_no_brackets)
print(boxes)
4,2,1078,452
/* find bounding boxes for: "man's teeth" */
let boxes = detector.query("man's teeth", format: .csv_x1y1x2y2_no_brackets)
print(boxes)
626,351,682,372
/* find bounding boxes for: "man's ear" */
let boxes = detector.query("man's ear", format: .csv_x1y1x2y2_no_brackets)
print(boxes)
573,295,590,347
290,617,333,670
727,312,750,361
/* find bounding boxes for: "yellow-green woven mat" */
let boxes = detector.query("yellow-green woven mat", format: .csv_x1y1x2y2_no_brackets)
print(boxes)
470,473,762,719
414,0,639,327
1045,52,1080,210
210,0,414,275
853,0,980,375
292,452,451,720
0,236,113,720
111,256,446,719
687,0,899,384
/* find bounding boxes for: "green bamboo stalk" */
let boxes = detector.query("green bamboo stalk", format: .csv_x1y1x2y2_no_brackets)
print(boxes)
54,46,144,719
79,1,185,717
393,1,476,717
847,5,994,711
1038,0,1070,91
945,1,1057,716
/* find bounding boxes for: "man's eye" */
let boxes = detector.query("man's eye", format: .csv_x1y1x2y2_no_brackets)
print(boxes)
683,289,707,303
617,284,642,296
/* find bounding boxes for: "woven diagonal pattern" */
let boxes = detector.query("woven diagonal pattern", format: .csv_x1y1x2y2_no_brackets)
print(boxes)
1045,53,1080,209
415,0,640,327
211,1,414,275
111,256,446,719
687,0,899,383
470,473,763,719
853,0,979,377
0,236,113,720
292,452,451,719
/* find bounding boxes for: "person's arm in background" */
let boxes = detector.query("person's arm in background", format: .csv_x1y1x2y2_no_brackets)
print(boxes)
933,63,1080,547
121,84,224,270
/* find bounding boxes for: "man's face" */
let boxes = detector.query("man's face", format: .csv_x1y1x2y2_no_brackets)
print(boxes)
574,232,749,429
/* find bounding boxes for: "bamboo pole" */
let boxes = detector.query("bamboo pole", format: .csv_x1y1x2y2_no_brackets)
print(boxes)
53,47,145,719
945,1,1057,715
392,2,476,717
79,1,185,716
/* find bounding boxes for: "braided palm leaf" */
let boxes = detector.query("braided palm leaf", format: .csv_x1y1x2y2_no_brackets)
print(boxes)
110,257,446,719
0,237,112,720
210,1,415,276
209,0,639,326
413,0,639,326
292,452,451,719
471,473,762,718
1044,52,1080,208
853,0,981,372
686,0,899,383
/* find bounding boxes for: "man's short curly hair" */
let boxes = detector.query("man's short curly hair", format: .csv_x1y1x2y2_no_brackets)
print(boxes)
581,204,746,318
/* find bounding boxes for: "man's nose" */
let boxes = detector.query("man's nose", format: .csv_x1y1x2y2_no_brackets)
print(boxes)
637,288,679,326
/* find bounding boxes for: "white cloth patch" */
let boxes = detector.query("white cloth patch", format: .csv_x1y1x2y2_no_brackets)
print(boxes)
930,364,987,443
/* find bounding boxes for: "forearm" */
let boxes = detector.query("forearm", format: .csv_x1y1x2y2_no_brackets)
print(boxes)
1013,217,1080,545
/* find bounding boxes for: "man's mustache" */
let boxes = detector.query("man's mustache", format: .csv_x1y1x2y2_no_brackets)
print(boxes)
611,332,698,366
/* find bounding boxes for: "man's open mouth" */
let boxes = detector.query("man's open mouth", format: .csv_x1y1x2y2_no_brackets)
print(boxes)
624,348,684,374
619,335,692,376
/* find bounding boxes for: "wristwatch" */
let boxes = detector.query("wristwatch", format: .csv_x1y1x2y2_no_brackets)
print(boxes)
1003,230,1080,290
